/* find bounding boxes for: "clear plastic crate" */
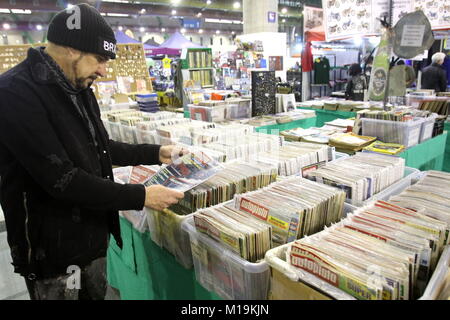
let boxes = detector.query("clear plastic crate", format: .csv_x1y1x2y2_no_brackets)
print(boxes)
225,103,251,120
146,209,193,269
361,118,424,148
120,126,138,144
189,105,226,122
264,243,356,300
136,129,156,144
120,210,148,233
108,122,123,142
419,115,437,143
182,215,270,300
419,245,450,300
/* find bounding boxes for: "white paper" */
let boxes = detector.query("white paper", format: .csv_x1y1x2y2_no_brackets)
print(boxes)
400,25,426,47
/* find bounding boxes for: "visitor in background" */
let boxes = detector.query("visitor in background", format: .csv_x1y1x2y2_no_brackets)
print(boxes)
397,60,416,88
345,63,367,101
421,52,447,92
363,55,373,83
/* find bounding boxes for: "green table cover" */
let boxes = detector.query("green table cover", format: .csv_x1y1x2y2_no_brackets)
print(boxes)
297,107,356,127
399,131,447,172
444,123,450,173
107,217,221,300
254,117,317,135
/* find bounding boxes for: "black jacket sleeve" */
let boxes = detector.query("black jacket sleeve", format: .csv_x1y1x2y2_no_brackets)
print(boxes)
345,79,353,100
0,89,146,212
108,140,161,167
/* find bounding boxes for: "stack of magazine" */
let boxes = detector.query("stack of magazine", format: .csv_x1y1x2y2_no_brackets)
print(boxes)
251,142,332,176
287,199,449,300
363,141,405,155
306,153,405,205
328,132,377,154
170,160,278,215
225,177,346,247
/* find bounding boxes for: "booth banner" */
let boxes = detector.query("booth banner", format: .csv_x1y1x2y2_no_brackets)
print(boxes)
304,6,324,32
323,0,450,41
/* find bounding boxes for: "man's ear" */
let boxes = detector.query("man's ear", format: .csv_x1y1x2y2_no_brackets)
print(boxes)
65,46,82,60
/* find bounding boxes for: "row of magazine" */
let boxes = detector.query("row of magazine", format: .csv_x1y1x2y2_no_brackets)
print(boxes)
286,171,450,300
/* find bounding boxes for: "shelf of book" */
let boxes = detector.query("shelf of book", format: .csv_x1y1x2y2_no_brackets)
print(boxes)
398,131,447,172
107,217,221,300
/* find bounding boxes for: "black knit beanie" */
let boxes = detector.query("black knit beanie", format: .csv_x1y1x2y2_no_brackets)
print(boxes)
47,3,116,59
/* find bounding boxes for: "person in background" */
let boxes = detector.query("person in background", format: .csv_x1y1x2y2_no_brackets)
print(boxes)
345,63,367,101
396,60,416,88
421,52,447,92
363,55,373,83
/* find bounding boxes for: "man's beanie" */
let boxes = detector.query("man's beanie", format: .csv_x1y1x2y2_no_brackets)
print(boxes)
47,3,117,59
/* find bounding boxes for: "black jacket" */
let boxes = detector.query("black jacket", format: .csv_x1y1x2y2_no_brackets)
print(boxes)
0,47,161,280
421,63,447,92
345,74,367,101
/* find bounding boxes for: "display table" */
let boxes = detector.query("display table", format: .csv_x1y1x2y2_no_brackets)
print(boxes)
444,123,450,173
254,117,317,134
297,107,356,127
398,131,447,172
107,217,221,300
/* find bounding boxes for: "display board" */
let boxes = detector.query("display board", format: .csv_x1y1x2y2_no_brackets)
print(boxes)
0,44,32,74
251,71,276,117
323,0,450,41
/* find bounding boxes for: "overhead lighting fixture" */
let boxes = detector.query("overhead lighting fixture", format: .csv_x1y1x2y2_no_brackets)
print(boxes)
3,23,10,30
171,9,177,15
161,28,166,32
281,8,288,14
0,8,11,13
199,29,204,34
282,19,286,23
11,9,32,14
216,30,220,34
233,2,241,9
140,8,146,14
205,18,233,24
206,0,212,5
140,27,145,32
181,28,186,33
231,31,235,35
197,12,202,17
172,0,181,4
295,33,298,37
107,13,130,17
36,24,43,31
118,26,123,31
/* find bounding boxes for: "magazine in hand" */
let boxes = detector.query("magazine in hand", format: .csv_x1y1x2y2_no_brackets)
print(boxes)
144,151,223,192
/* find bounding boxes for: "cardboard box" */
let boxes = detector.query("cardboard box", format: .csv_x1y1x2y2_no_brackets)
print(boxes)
268,268,332,300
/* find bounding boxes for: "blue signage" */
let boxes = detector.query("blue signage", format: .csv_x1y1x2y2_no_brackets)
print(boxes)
181,19,201,29
268,11,276,23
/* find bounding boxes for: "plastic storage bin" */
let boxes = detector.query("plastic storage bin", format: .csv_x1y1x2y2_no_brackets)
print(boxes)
361,118,424,148
108,122,123,142
146,209,193,269
120,126,138,144
136,129,156,144
419,115,437,143
182,215,270,300
189,105,226,122
420,245,450,300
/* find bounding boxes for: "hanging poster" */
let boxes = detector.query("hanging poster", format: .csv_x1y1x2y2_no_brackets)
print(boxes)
323,0,450,41
304,6,324,32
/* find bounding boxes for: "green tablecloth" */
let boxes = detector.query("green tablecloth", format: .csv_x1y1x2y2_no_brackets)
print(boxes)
297,107,356,127
399,131,447,171
255,117,317,135
107,217,221,300
444,123,450,173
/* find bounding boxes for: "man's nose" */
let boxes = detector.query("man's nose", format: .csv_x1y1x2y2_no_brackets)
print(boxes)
97,63,107,77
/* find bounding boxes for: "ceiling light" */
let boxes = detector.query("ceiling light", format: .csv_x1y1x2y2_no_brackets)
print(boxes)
197,12,202,17
231,31,235,35
206,0,212,5
118,26,123,31
171,9,177,15
181,28,186,33
233,2,241,9
140,8,146,14
295,33,298,36
161,28,166,32
3,23,10,30
281,8,288,14
36,24,43,31
107,13,130,17
140,27,145,32
199,29,204,34
172,0,181,4
216,30,220,34
282,19,286,23
11,9,31,14
0,8,11,13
